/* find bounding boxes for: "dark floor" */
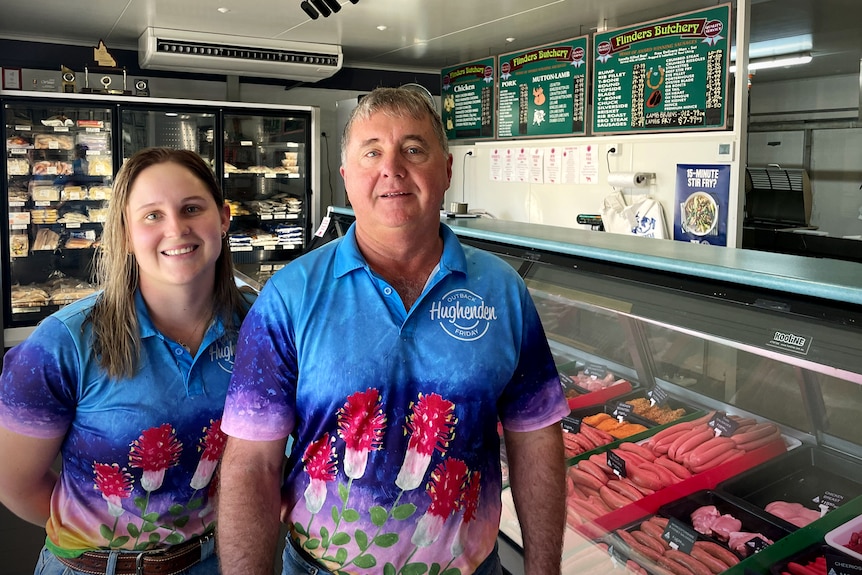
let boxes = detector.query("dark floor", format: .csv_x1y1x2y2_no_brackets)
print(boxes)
0,505,44,575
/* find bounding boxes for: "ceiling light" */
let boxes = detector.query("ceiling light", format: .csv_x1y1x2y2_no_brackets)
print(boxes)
311,0,332,17
321,0,341,13
729,53,812,73
506,37,515,43
377,25,387,31
300,0,319,19
217,7,230,13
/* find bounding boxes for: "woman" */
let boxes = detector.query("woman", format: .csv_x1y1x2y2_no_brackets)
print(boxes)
0,148,248,574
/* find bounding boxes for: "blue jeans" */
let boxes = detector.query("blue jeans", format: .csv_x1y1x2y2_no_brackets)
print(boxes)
34,545,219,575
282,536,502,575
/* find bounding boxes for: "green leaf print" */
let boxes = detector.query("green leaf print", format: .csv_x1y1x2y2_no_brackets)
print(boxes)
99,524,113,540
430,564,441,575
355,530,369,550
338,482,349,503
142,521,158,533
320,525,331,547
187,497,203,510
384,563,397,575
173,515,190,528
110,536,130,548
294,522,308,537
142,512,159,522
392,503,417,520
353,554,377,568
342,508,360,522
335,547,348,564
134,497,147,512
331,505,339,523
331,532,351,546
305,538,321,550
401,562,428,575
148,533,161,543
169,504,185,515
134,541,150,551
373,533,399,548
165,532,184,544
370,506,388,526
441,568,462,575
127,523,140,537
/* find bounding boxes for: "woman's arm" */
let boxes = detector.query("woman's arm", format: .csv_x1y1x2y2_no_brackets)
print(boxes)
0,426,63,526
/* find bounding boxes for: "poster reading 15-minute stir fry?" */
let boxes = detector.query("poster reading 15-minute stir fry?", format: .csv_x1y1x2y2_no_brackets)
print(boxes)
441,58,496,142
496,36,589,138
592,3,730,134
674,164,730,246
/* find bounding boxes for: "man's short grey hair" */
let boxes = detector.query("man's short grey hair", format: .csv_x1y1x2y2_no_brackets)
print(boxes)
341,86,449,164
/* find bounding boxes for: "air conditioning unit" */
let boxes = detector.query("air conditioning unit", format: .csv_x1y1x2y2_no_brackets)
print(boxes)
138,27,343,82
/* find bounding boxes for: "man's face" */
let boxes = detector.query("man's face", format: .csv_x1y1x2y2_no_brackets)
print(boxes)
340,110,452,234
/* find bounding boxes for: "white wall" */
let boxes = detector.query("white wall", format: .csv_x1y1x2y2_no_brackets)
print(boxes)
446,132,741,242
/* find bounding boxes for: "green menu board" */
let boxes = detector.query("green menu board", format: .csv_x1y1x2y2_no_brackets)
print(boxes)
441,58,496,141
497,37,589,139
592,4,730,134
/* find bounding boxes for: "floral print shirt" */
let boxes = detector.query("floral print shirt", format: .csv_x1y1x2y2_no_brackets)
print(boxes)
0,291,237,557
223,223,568,575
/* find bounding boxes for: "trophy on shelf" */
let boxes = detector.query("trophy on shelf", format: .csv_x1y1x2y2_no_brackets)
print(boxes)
80,40,133,95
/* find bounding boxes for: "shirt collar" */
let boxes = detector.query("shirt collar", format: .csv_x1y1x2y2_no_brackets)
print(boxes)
333,222,468,279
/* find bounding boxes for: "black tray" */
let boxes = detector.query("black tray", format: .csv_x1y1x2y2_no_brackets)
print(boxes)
657,490,791,559
717,446,862,531
604,393,696,428
557,360,638,396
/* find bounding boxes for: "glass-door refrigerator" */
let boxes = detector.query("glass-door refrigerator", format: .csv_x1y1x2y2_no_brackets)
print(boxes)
222,108,311,285
119,104,216,168
2,98,115,347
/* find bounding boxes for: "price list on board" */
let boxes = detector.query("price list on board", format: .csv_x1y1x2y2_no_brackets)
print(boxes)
441,58,496,141
592,4,730,134
497,37,589,138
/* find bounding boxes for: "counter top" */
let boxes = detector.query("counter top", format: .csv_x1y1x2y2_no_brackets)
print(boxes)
329,206,862,306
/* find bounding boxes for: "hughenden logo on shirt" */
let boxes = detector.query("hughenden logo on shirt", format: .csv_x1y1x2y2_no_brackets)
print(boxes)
210,338,236,373
429,289,497,341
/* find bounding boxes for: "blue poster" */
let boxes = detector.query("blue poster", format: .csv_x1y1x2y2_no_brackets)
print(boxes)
674,164,730,246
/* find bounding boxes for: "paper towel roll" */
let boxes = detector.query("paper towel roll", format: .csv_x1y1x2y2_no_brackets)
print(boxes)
608,171,650,188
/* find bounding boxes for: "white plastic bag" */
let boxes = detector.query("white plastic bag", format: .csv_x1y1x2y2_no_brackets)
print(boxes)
601,191,668,239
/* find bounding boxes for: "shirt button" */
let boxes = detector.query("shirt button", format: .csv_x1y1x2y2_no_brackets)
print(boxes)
174,347,184,356
383,286,393,296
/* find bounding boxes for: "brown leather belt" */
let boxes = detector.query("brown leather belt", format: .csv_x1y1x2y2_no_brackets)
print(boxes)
55,533,213,575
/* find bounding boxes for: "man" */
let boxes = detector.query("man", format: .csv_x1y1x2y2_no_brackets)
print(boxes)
218,87,569,575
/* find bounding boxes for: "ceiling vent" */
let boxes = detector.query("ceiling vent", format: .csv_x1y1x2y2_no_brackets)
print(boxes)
138,27,343,82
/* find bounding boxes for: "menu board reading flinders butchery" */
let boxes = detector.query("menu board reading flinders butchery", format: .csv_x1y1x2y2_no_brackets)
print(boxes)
592,4,730,134
441,58,496,141
497,36,589,138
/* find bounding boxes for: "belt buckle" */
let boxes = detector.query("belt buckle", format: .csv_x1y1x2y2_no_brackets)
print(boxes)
135,551,146,575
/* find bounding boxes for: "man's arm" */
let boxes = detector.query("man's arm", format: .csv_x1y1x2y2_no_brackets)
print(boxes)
217,435,288,575
503,423,566,575
0,426,62,526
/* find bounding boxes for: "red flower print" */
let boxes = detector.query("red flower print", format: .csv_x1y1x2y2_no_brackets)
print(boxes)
411,458,469,547
452,471,482,557
93,462,133,517
303,432,337,514
337,388,386,479
129,424,183,492
395,393,456,491
190,419,227,490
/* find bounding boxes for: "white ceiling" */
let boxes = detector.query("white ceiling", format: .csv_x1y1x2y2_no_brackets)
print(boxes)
0,0,859,84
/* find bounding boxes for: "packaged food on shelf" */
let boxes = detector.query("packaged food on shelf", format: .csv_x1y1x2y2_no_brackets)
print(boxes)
34,133,74,150
6,157,30,175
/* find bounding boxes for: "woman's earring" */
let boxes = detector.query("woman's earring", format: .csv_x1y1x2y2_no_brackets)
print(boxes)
222,231,227,239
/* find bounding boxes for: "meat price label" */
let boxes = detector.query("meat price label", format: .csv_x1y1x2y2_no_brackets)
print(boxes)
592,4,730,134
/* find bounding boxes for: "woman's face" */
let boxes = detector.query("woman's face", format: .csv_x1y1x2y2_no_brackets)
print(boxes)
125,161,229,294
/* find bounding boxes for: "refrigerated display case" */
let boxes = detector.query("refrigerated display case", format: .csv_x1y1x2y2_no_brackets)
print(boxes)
1,91,319,348
221,109,310,285
2,99,113,337
322,206,862,575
